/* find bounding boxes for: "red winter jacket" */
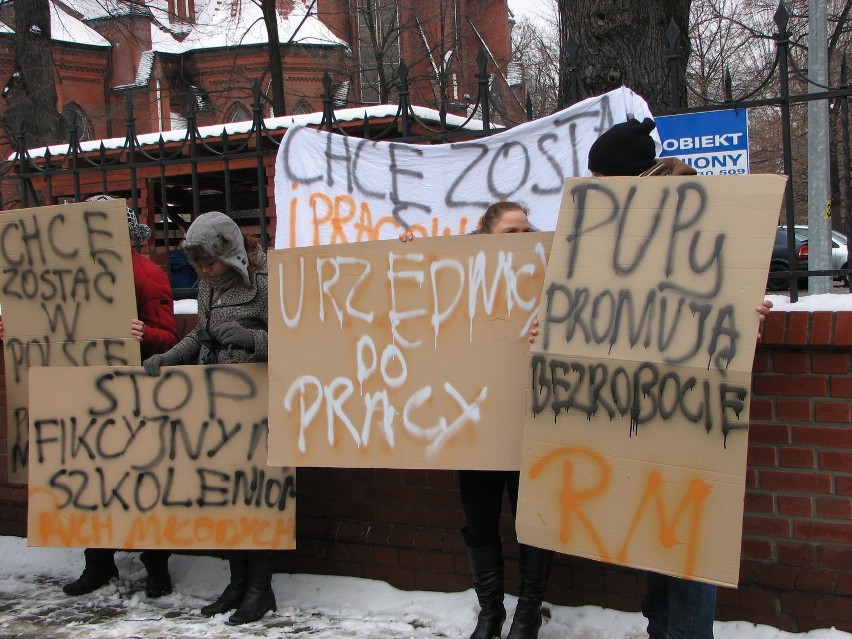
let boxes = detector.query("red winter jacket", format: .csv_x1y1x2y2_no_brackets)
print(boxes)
132,251,179,360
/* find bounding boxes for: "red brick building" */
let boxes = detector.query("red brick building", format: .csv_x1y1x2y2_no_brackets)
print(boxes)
0,0,522,145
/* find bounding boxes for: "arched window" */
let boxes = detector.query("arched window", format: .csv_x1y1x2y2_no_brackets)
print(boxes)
61,104,93,142
292,99,313,115
227,103,251,123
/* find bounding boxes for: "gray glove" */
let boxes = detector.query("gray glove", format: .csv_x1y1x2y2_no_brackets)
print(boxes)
143,350,182,376
213,322,254,350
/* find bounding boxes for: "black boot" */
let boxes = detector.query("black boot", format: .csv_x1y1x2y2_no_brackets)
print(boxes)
227,551,277,625
464,528,506,639
507,545,553,639
63,548,119,596
201,553,248,617
140,550,172,598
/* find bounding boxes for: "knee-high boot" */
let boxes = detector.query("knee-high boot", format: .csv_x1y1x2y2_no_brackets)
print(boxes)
140,550,172,598
227,550,277,625
464,528,506,639
507,545,553,639
200,552,248,617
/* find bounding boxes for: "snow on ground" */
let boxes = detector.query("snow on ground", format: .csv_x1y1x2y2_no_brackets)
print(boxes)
0,537,849,639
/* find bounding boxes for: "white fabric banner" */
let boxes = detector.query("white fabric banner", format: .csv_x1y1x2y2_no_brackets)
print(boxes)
273,87,655,249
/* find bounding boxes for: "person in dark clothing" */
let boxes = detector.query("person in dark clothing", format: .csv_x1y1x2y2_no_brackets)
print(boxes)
142,211,274,625
63,195,179,598
587,117,771,639
400,201,553,639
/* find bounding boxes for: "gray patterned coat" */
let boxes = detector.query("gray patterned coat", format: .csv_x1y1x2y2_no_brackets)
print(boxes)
167,257,268,365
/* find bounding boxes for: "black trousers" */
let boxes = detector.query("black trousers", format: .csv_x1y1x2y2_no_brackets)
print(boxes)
458,469,520,547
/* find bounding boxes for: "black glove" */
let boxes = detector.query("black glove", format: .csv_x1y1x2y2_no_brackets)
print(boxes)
143,350,182,376
213,322,254,350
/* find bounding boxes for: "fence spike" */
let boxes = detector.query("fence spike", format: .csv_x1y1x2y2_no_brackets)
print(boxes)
666,18,680,50
774,2,789,32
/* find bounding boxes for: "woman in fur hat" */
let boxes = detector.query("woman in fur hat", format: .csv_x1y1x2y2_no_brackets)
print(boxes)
143,211,273,625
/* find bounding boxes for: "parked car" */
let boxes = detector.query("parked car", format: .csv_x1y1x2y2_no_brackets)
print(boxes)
782,225,849,285
768,227,808,291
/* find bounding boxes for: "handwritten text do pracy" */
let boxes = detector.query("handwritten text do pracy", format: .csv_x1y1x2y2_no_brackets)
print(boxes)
276,242,548,456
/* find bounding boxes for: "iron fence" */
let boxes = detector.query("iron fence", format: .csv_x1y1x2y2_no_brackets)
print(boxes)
0,2,849,301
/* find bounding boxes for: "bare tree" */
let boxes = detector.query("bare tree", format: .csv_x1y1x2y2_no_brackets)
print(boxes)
687,0,774,101
3,0,63,146
352,0,466,110
512,16,558,117
260,0,286,115
556,0,691,112
684,0,852,230
356,0,403,104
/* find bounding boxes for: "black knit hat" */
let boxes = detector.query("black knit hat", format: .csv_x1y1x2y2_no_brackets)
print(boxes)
587,118,658,176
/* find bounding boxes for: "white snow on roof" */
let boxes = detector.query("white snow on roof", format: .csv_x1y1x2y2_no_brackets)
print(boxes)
148,0,347,53
58,0,153,20
13,104,495,159
9,2,112,47
134,49,156,84
114,49,156,89
507,61,523,87
56,0,345,50
332,80,351,107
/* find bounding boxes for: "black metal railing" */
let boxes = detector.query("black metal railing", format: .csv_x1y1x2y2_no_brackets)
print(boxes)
0,2,850,301
559,3,852,300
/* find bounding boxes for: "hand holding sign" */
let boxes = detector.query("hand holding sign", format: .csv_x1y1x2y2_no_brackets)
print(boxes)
143,350,182,376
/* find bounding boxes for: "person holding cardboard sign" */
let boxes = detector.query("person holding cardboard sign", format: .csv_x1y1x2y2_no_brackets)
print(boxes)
400,201,553,639
40,195,178,599
142,211,274,626
587,118,772,639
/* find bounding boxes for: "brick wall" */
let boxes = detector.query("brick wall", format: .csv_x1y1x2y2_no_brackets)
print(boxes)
1,310,850,633
722,310,852,632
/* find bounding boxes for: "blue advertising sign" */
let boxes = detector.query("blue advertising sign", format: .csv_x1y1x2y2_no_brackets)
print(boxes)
655,109,749,175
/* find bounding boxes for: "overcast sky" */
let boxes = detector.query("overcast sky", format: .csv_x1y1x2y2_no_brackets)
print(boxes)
508,0,554,28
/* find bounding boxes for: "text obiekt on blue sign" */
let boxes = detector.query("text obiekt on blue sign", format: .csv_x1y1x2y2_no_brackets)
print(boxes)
655,110,749,176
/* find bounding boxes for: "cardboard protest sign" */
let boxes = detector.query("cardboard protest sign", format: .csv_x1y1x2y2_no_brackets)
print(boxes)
517,175,785,585
516,175,786,587
267,232,551,469
28,363,295,551
0,200,139,484
273,87,654,248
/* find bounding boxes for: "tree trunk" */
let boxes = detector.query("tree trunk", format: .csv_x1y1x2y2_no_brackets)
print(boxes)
557,0,690,113
262,0,286,115
7,0,62,146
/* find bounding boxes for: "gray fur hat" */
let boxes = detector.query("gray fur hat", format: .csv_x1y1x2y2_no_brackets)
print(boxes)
182,211,249,285
85,194,151,244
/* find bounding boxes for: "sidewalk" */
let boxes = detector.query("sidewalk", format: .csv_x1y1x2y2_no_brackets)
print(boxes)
0,552,456,639
3,536,846,639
